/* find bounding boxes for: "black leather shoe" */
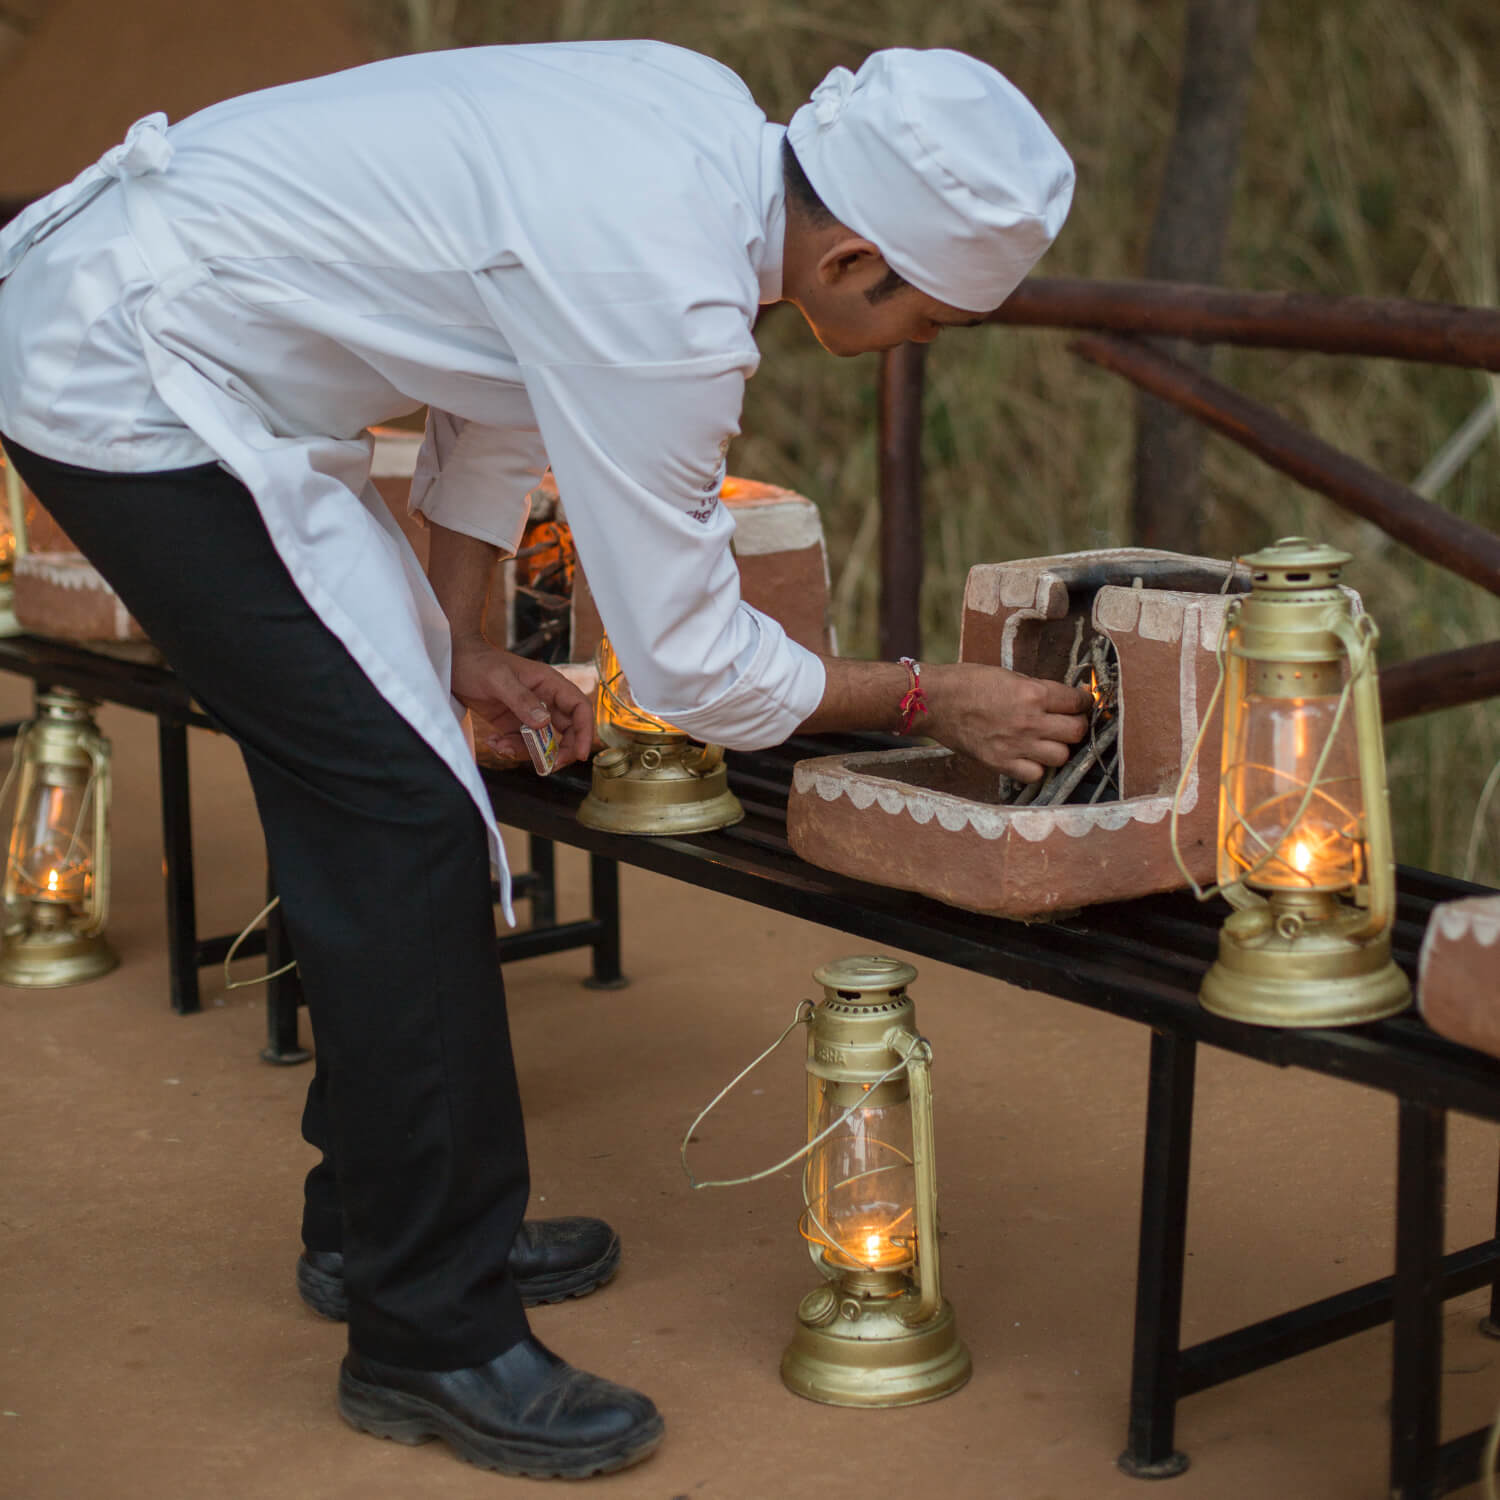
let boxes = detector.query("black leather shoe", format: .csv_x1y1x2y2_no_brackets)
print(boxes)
339,1334,663,1478
297,1216,622,1322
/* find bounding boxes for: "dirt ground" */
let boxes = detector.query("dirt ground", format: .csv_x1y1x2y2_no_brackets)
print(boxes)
2,671,1499,1500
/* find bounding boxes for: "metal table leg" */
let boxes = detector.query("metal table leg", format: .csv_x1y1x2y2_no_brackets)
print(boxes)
581,852,627,990
527,834,557,929
1119,1027,1196,1479
1390,1100,1448,1500
158,718,200,1015
1480,1148,1500,1340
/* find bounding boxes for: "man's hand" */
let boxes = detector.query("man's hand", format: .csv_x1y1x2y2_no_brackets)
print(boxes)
800,656,1089,782
919,662,1089,782
450,634,594,769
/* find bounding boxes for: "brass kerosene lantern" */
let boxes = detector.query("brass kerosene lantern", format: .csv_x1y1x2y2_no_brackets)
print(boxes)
785,957,970,1406
684,955,970,1408
0,689,116,986
1174,538,1408,1027
578,632,743,836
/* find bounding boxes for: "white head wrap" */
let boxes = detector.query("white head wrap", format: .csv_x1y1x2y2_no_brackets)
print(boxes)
786,49,1075,313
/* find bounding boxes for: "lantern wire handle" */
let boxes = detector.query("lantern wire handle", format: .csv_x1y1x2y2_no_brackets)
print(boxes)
1170,607,1234,900
76,732,110,936
222,894,298,992
680,1001,916,1192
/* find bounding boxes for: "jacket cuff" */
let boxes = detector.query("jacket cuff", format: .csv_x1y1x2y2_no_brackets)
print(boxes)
649,610,826,749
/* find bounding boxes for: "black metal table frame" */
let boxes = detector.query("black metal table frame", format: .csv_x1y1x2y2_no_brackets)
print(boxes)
0,637,626,1066
476,743,1500,1500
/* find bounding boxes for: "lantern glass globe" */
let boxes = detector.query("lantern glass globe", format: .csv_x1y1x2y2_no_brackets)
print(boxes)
805,1088,916,1274
1223,690,1364,893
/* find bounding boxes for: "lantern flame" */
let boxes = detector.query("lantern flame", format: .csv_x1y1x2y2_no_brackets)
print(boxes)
1292,841,1312,874
865,1231,882,1261
46,868,59,893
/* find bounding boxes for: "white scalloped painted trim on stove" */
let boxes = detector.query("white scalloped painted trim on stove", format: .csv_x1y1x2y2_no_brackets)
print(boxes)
792,753,1173,843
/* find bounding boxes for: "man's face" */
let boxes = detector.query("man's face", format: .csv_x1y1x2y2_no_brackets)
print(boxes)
793,244,989,357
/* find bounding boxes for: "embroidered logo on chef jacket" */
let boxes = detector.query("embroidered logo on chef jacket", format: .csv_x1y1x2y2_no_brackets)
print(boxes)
685,435,732,525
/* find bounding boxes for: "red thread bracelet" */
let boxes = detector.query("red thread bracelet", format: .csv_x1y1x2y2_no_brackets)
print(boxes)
897,656,929,735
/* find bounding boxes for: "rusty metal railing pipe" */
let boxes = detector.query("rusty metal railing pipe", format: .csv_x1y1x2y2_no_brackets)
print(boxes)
1069,332,1500,601
1380,642,1500,724
996,277,1500,372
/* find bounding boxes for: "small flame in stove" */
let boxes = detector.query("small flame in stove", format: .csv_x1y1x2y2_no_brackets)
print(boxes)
516,520,576,595
1087,666,1113,721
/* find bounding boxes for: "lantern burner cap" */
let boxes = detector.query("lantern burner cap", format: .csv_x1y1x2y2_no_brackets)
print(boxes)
1243,537,1352,590
813,955,918,999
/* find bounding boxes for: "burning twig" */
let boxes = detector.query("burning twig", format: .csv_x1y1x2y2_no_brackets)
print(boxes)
513,539,562,563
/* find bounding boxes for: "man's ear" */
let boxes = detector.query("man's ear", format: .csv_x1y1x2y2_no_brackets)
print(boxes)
815,234,884,288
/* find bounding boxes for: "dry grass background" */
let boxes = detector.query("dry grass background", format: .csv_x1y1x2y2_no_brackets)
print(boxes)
362,0,1500,881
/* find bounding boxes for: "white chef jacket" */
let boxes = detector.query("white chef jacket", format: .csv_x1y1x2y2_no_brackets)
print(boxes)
0,41,828,918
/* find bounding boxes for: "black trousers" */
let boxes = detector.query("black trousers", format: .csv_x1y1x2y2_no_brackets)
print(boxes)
3,438,531,1371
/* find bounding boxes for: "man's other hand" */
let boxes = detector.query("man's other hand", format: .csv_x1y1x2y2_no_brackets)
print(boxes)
450,635,594,769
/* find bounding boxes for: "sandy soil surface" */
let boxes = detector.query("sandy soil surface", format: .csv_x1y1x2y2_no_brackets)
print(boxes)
1,671,1499,1500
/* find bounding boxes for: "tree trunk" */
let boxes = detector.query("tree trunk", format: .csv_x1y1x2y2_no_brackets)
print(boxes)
1133,0,1261,554
878,343,927,660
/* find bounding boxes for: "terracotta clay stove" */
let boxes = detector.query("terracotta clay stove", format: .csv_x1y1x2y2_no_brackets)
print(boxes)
367,433,836,714
568,475,835,666
1418,895,1500,1059
788,550,1251,919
